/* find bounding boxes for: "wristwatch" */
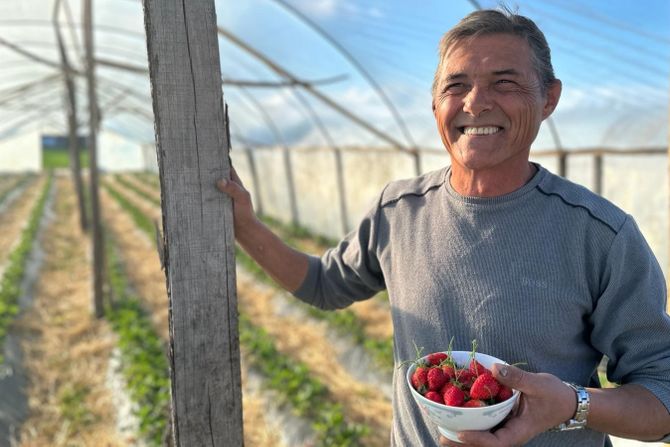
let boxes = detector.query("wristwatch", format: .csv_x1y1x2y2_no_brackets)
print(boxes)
550,382,590,431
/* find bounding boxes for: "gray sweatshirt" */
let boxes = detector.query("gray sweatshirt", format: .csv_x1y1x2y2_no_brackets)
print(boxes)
294,164,670,446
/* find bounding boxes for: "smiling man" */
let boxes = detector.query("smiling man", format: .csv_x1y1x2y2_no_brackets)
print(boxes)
432,32,561,198
217,8,670,447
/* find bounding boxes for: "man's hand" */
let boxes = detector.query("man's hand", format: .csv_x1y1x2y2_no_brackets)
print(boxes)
440,364,576,447
216,167,258,235
215,166,309,292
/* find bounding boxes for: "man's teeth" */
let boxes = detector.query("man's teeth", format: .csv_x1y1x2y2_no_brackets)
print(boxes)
463,126,501,136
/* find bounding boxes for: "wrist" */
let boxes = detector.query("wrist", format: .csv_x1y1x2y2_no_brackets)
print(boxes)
550,382,590,432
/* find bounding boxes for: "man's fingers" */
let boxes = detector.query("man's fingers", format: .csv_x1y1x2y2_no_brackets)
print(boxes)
216,178,246,201
458,418,529,447
491,363,530,392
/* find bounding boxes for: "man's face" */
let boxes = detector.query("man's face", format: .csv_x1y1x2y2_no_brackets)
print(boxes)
432,33,560,174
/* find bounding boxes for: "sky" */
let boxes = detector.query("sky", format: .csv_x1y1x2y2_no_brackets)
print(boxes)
0,0,668,153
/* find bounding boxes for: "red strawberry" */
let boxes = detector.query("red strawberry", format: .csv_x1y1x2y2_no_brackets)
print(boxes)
440,381,456,395
411,366,429,393
427,367,448,391
443,385,465,407
455,369,476,389
425,391,444,404
496,385,514,402
427,352,448,366
469,359,490,377
441,363,457,380
463,399,487,408
470,373,501,400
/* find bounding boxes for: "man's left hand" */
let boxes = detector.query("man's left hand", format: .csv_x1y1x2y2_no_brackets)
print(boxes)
439,364,576,447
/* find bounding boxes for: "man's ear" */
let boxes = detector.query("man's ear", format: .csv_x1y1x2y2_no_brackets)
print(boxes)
542,79,562,119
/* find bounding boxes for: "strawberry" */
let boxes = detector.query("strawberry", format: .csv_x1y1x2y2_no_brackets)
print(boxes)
455,369,476,389
425,391,444,404
496,385,514,402
441,363,457,380
469,359,490,377
427,367,447,391
463,399,487,408
440,381,456,395
411,366,429,394
443,385,465,407
427,352,449,366
470,373,501,400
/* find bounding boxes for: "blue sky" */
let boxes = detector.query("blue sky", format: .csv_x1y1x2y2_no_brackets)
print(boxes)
0,0,667,152
215,0,670,152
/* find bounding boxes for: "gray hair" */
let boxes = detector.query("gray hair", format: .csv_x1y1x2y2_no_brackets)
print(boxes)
432,8,556,98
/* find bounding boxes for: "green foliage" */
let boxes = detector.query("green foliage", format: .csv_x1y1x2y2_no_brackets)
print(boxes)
58,383,97,429
102,182,155,237
114,175,161,206
240,315,368,446
235,247,394,370
104,232,170,446
42,149,89,169
0,174,52,364
133,172,160,189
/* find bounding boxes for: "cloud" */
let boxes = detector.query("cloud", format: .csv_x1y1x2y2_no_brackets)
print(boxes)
291,0,338,18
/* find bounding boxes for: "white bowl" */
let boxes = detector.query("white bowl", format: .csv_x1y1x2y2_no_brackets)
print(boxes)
406,351,520,443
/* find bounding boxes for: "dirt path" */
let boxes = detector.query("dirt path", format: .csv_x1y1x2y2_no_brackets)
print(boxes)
16,174,125,446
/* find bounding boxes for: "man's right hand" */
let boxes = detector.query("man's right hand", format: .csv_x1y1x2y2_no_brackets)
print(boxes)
216,167,258,235
215,167,309,293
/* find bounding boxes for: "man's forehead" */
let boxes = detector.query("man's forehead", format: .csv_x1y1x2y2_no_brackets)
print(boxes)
442,34,533,74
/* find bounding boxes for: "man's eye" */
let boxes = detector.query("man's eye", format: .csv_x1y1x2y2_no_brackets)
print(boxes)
495,79,518,90
444,83,466,94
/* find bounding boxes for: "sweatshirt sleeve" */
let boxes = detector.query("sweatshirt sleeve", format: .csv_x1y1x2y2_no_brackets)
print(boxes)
589,215,670,413
292,193,386,310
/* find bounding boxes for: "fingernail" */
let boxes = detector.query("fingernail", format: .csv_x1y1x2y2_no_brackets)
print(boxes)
218,179,227,187
498,365,509,377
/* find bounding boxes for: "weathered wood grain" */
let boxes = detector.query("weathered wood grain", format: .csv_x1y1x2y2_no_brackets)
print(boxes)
143,1,243,445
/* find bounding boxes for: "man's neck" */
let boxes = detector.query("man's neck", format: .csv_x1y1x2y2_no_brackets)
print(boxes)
449,162,537,198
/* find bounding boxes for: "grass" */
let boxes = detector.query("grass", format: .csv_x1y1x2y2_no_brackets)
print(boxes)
42,149,89,169
0,173,52,364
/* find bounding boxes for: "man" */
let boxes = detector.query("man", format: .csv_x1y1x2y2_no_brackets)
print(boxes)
217,8,670,446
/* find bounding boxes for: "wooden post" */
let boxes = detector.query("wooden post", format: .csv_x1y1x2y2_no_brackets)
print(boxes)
83,0,104,318
143,1,243,445
54,0,88,231
593,152,603,196
334,147,350,234
243,147,263,216
558,150,567,178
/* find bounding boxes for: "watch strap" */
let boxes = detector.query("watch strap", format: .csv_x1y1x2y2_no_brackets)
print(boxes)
550,382,590,431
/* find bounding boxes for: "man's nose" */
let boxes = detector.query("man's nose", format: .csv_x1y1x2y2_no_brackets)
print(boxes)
463,85,493,116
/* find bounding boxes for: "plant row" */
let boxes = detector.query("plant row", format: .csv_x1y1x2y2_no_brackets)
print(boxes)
0,174,34,209
104,228,171,446
126,172,393,369
105,174,370,446
0,173,52,364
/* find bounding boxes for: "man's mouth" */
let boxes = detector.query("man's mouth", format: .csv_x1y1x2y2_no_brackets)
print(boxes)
458,126,503,136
